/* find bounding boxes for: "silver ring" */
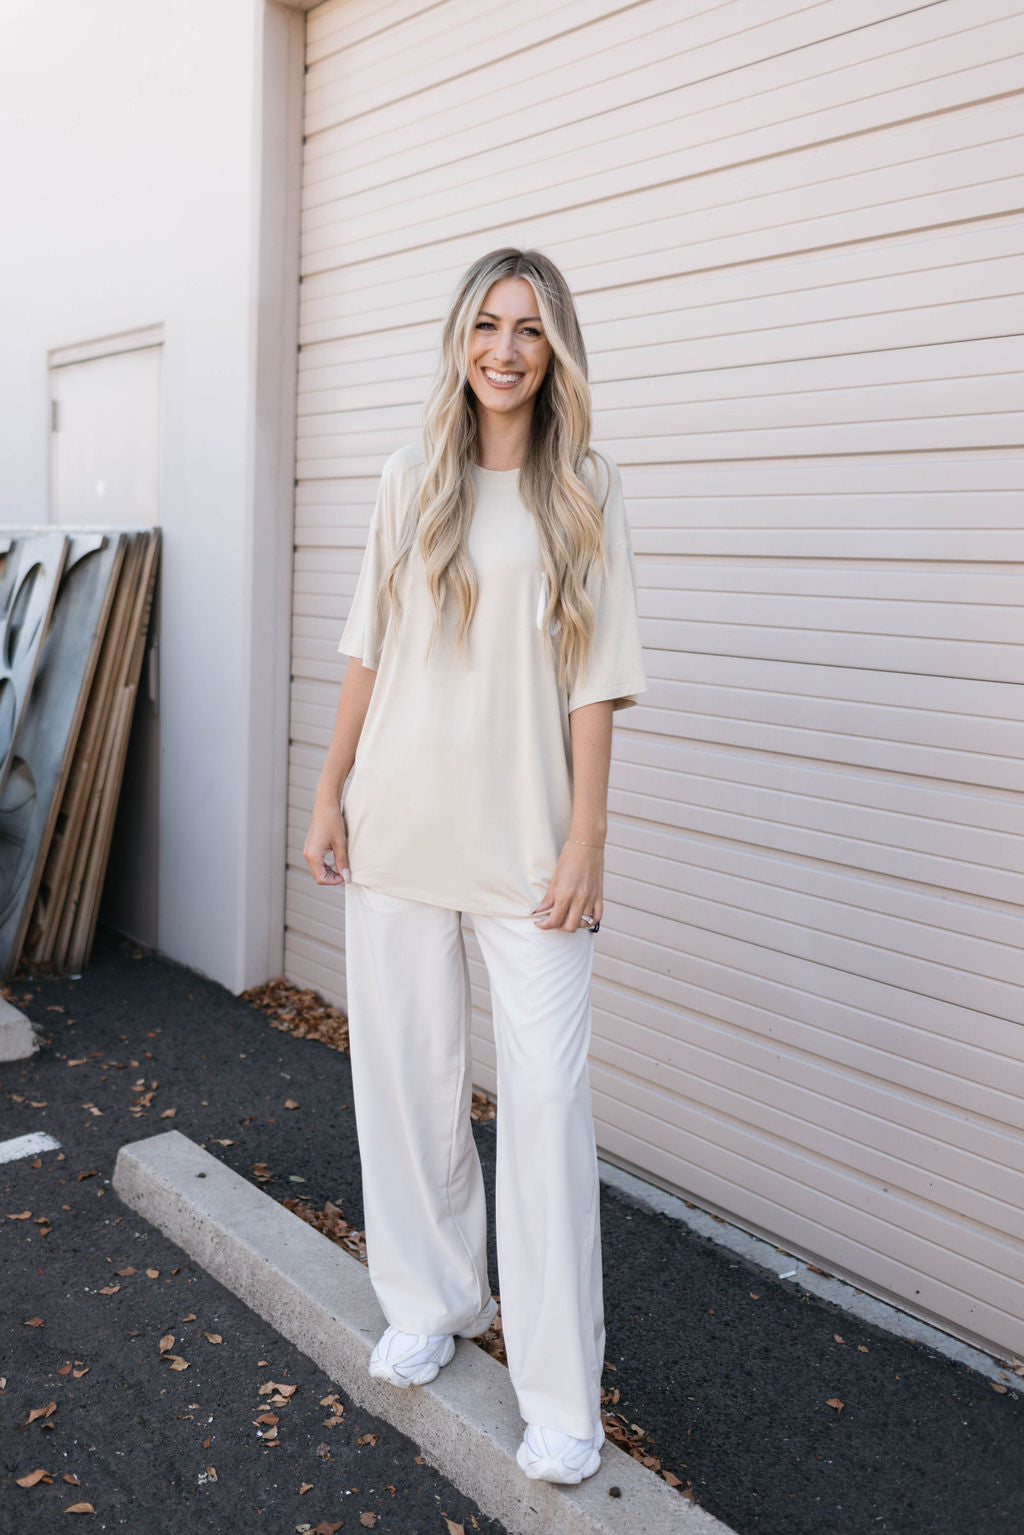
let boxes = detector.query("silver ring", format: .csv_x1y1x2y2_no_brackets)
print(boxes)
579,914,595,926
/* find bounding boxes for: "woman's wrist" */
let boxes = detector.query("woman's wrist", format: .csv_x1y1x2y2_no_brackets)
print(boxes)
314,779,346,812
565,832,605,849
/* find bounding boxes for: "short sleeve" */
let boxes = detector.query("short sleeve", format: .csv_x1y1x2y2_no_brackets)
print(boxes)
337,454,404,670
567,456,648,713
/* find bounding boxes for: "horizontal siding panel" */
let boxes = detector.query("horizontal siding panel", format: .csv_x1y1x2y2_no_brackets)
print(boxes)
583,971,1024,1134
583,1066,1024,1310
610,777,1022,906
299,214,1024,344
302,81,1023,258
591,1109,1024,1355
303,0,837,136
591,1031,1024,1243
304,16,1022,215
303,1,1014,160
301,99,1024,269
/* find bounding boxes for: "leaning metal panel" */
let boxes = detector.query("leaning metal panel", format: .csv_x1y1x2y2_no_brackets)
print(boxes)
0,532,69,797
0,532,127,973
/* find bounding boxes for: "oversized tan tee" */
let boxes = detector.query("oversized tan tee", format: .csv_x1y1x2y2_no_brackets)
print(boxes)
337,443,647,915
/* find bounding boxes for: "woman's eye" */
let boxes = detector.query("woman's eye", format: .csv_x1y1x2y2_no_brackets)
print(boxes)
521,327,542,338
475,320,495,330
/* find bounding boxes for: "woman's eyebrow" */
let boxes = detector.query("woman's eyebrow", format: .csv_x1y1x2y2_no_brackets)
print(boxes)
477,310,543,323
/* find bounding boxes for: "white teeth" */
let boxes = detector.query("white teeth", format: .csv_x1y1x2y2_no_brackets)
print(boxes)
484,369,522,383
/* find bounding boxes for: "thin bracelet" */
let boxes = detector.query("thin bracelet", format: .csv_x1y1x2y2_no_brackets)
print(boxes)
567,837,605,849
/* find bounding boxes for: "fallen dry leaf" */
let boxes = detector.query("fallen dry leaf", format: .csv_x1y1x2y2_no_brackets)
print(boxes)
64,1474,80,1485
663,1470,683,1487
281,1195,367,1266
72,1369,89,1380
313,1523,344,1535
205,1466,218,1482
67,1058,87,1067
115,1267,137,1277
182,1312,197,1322
64,1502,94,1514
990,1382,1009,1394
255,1413,279,1427
26,1403,57,1423
749,1292,760,1300
834,1334,845,1344
260,1426,278,1442
359,1516,377,1530
201,1332,222,1345
16,1468,53,1487
165,1356,190,1372
444,1520,466,1535
146,1269,160,1279
212,1138,236,1146
7,1211,32,1220
826,1397,845,1412
97,1285,120,1296
159,1334,175,1354
240,976,350,1054
356,1432,378,1446
160,1108,177,1119
284,1098,299,1110
299,1482,314,1495
25,1317,44,1328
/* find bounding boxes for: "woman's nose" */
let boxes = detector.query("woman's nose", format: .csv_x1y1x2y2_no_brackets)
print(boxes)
492,326,518,361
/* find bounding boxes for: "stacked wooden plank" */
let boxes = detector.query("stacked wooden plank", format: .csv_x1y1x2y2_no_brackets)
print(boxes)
0,528,159,975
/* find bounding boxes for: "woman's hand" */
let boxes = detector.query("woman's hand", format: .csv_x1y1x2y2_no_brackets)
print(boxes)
531,841,603,931
303,801,350,886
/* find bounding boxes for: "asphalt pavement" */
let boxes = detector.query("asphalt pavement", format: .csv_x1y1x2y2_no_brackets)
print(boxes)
2,929,1022,1535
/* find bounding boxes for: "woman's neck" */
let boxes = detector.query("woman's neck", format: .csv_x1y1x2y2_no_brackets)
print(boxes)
474,404,533,471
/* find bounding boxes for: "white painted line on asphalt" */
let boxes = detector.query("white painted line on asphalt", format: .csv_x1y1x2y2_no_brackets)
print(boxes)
0,1131,61,1164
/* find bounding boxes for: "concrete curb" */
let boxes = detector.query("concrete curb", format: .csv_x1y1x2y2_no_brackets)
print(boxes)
113,1130,735,1535
0,997,38,1061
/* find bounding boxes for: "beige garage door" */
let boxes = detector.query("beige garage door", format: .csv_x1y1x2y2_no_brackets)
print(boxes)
286,0,1024,1361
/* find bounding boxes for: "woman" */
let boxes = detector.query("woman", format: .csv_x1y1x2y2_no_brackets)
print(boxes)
303,248,646,1486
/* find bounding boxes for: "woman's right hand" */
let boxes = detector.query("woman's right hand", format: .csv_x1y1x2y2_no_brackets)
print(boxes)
303,801,350,886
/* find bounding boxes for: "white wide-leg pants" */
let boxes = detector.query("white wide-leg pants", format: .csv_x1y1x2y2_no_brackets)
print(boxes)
343,880,605,1440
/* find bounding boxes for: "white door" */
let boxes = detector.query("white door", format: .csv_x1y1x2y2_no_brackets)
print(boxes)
50,343,162,948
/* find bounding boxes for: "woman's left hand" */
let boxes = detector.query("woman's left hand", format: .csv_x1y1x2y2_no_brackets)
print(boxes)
531,841,604,932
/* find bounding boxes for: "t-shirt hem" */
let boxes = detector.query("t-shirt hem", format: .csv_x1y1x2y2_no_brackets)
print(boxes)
569,679,648,713
347,875,540,919
337,638,380,670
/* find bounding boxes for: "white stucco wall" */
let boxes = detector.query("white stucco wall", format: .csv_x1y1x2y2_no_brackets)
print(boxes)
0,0,303,989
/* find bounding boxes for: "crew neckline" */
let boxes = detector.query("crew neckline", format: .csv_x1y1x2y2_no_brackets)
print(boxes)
472,461,521,483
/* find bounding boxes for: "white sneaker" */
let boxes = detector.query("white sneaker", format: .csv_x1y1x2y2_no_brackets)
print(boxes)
368,1296,498,1387
516,1417,605,1484
368,1327,455,1386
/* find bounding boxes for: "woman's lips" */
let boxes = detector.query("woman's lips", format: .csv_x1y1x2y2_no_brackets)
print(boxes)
481,367,524,388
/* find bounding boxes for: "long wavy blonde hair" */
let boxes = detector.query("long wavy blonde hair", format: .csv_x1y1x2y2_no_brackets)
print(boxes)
381,248,609,694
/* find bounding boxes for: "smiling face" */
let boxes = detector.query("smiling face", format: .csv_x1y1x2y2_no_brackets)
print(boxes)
466,277,554,425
